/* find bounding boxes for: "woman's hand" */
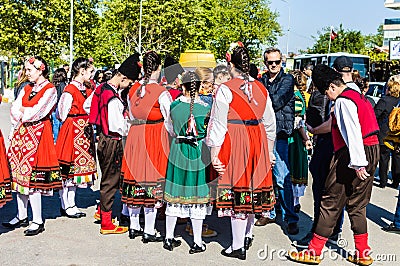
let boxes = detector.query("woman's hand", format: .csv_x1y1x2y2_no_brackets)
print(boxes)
269,151,276,168
306,124,315,135
212,157,226,176
303,139,313,150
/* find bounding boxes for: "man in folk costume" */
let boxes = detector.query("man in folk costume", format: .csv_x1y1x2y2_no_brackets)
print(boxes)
86,54,141,234
56,57,97,218
207,44,276,260
289,64,379,266
163,55,184,101
4,56,62,236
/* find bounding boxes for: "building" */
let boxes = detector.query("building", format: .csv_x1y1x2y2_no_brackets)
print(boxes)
384,0,400,47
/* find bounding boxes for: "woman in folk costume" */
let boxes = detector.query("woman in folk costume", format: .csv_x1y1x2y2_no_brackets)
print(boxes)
206,44,276,260
56,58,97,218
120,51,173,242
0,130,12,208
163,72,212,253
3,56,61,236
288,70,313,213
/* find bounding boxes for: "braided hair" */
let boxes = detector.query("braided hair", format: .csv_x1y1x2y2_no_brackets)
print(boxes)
136,51,161,97
182,71,201,120
70,57,92,82
230,46,256,104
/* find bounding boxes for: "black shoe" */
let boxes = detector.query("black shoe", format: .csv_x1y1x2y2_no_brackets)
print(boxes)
129,228,144,239
163,238,182,251
119,214,130,227
292,232,313,248
189,243,206,254
221,247,246,260
2,217,29,229
288,223,299,235
142,232,164,243
24,223,45,236
60,208,67,217
244,237,253,250
254,217,275,226
382,223,400,234
64,207,82,219
294,204,301,213
76,212,86,218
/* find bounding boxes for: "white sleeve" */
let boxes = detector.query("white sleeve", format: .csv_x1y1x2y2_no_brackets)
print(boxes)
262,94,276,142
57,92,73,122
22,87,57,123
205,84,232,147
108,98,125,135
10,89,24,127
83,90,94,115
159,91,174,136
334,98,368,169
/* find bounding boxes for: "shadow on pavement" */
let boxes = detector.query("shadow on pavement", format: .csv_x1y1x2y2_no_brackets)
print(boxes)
366,202,395,228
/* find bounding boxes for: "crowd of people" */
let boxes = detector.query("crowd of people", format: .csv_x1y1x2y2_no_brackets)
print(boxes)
0,43,399,265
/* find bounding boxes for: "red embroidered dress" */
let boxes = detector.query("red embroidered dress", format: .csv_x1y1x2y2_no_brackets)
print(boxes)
121,82,172,207
0,130,12,207
8,81,61,195
56,81,97,186
207,78,275,218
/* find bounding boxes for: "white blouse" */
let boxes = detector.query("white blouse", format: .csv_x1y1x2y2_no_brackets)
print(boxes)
10,80,57,128
205,82,276,148
57,80,87,122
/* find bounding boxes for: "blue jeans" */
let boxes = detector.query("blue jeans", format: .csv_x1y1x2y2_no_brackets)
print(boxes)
51,111,62,142
394,189,400,228
270,138,299,224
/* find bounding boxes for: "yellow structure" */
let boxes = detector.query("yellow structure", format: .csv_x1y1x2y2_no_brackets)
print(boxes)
179,50,217,69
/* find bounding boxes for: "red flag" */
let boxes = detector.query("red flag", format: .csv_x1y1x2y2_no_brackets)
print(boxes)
330,29,338,41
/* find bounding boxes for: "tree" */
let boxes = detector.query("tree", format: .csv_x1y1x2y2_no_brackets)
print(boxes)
0,0,100,67
94,0,281,66
307,24,365,54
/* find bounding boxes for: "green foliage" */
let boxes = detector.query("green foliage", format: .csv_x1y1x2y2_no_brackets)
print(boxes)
0,0,99,66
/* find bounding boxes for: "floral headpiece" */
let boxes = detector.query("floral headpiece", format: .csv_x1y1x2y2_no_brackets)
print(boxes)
28,57,45,71
226,41,244,63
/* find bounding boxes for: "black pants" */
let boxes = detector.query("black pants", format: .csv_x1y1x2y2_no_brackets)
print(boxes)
97,133,123,212
315,145,379,238
379,144,400,187
309,135,343,235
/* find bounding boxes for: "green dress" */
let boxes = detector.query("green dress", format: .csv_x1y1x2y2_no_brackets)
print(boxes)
289,89,308,186
164,97,211,205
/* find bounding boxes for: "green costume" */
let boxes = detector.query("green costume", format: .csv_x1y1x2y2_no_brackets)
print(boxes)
164,97,211,204
289,89,308,185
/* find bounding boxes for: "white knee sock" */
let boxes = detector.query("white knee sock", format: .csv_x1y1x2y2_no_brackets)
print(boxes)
191,218,203,246
231,217,247,251
128,207,141,230
165,215,177,239
122,203,129,216
245,214,255,238
61,186,70,210
144,207,157,235
58,189,65,210
29,192,43,229
8,193,29,224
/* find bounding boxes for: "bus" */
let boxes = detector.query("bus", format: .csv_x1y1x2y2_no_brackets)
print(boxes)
293,52,370,78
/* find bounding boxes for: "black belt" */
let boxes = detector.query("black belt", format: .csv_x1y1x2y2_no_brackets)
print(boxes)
228,119,261,126
23,117,50,127
175,136,204,145
67,114,88,117
128,119,164,125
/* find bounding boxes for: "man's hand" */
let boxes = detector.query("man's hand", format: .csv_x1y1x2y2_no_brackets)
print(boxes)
303,139,313,150
306,124,315,135
356,167,370,181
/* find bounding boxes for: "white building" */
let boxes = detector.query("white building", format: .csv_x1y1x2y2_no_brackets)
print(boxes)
384,0,400,47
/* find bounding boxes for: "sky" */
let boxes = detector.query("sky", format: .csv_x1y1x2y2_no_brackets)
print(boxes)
269,0,400,54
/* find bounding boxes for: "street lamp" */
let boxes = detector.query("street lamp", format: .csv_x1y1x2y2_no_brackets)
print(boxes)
138,0,143,55
70,0,74,68
280,0,291,56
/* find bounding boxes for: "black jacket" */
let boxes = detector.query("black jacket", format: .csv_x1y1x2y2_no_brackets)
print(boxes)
259,69,295,139
375,95,400,144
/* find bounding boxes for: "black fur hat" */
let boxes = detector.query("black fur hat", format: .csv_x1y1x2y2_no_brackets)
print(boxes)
312,64,342,94
118,53,141,81
163,55,184,84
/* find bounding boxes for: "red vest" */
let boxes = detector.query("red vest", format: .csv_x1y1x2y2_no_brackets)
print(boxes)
88,83,120,136
331,88,379,152
63,83,92,116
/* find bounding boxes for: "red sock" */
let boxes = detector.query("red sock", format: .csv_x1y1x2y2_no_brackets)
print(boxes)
307,233,328,256
354,233,371,258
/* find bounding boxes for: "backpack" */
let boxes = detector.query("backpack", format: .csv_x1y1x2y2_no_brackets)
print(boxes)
306,90,329,128
383,99,400,152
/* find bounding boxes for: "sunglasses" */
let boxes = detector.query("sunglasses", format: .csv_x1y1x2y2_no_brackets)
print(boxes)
266,60,281,66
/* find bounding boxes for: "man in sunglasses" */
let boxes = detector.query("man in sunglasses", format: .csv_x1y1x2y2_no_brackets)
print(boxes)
257,48,299,235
